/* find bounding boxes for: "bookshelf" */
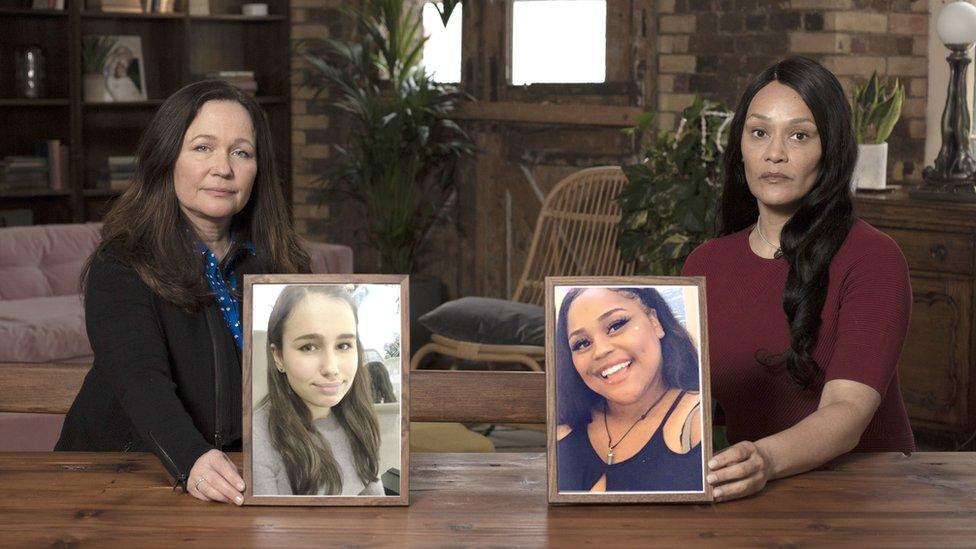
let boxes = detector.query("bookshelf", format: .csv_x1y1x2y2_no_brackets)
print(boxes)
0,0,292,226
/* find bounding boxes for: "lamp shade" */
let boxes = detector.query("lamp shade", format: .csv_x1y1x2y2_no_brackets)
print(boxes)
937,1,976,45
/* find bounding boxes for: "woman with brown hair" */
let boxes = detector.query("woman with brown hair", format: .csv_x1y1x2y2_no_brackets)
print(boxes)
252,285,382,496
56,80,309,505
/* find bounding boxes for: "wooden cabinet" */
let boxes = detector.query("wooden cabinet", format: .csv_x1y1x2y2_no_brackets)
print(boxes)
857,188,976,449
0,0,291,225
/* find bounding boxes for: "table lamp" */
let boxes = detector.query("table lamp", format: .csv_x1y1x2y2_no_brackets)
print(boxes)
915,1,976,201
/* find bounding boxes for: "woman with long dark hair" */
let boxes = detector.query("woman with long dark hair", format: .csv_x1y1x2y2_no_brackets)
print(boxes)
555,286,703,492
682,56,914,502
57,80,310,505
252,285,382,496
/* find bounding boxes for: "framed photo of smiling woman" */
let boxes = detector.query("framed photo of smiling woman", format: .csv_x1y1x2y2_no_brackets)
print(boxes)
242,274,409,506
547,276,713,504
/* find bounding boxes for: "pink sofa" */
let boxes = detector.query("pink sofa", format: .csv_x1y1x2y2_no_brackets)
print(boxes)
0,222,353,450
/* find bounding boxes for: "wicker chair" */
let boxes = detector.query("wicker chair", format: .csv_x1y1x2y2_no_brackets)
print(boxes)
410,165,636,372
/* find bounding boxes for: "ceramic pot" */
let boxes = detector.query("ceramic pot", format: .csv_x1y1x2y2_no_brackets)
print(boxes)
852,142,888,191
83,73,105,102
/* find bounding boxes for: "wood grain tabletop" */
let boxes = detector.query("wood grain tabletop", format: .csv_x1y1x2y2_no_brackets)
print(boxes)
0,451,973,547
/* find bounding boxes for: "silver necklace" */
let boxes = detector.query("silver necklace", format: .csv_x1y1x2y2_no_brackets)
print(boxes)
755,216,782,258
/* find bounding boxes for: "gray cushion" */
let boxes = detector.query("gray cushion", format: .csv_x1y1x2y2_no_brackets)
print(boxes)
417,297,544,346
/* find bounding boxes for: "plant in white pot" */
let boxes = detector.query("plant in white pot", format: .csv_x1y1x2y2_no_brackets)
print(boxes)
851,72,905,191
82,36,116,103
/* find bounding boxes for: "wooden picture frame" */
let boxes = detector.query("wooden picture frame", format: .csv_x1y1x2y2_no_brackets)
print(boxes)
242,274,409,506
546,276,713,504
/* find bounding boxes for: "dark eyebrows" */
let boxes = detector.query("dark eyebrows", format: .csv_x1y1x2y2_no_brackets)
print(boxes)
292,333,356,341
567,307,627,339
746,113,815,125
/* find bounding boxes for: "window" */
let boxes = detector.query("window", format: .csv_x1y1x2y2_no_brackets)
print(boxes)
422,2,463,83
510,0,606,85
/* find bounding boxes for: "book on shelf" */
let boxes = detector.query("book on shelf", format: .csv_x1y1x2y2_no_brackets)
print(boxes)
206,71,258,95
106,156,136,190
87,0,143,14
142,0,175,14
32,0,66,10
0,154,49,191
34,139,68,191
188,0,208,15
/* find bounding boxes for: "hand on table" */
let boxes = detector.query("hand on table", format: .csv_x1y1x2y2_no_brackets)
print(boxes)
188,449,245,505
706,441,772,502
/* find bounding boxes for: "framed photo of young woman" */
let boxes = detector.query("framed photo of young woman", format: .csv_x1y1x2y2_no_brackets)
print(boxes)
242,274,409,506
546,276,713,504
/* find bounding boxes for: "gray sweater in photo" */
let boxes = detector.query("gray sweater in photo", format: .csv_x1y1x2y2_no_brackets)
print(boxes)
251,404,384,496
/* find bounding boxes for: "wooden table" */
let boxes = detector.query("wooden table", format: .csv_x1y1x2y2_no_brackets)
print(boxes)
1,452,974,547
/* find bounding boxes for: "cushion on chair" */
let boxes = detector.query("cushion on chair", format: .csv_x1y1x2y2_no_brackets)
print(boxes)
418,297,544,346
0,223,101,300
0,294,92,362
409,422,494,453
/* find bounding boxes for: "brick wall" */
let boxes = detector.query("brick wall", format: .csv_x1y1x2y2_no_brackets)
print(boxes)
289,1,932,269
290,0,348,241
656,0,928,182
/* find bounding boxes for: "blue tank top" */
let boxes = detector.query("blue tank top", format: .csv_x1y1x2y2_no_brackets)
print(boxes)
557,391,704,492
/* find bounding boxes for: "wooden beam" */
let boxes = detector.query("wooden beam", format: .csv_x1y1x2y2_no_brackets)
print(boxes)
0,362,90,414
410,370,546,424
455,101,643,127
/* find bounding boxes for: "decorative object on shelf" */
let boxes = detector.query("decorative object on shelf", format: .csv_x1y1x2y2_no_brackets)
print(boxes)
616,97,733,275
188,0,209,15
83,35,146,103
14,46,45,99
915,1,976,202
241,3,267,16
82,36,115,102
850,72,903,192
300,0,473,274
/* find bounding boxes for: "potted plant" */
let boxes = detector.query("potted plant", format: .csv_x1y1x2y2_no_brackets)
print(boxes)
300,0,473,275
82,36,116,102
616,97,733,275
851,72,905,190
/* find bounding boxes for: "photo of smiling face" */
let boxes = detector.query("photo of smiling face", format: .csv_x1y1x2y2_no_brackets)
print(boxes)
271,293,360,420
566,288,666,407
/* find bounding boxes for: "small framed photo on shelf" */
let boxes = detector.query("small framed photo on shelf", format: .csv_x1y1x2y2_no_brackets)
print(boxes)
82,35,147,103
546,276,713,504
243,274,409,506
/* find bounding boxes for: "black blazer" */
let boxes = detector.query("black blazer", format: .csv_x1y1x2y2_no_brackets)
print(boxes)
56,247,259,488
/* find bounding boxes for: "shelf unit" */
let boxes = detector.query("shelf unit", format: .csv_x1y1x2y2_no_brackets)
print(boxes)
0,0,292,225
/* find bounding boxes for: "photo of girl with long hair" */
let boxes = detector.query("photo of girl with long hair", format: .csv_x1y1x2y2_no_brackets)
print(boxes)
551,282,710,501
249,283,403,498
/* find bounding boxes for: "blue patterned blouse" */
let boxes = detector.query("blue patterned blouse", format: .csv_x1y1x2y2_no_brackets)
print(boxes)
200,240,255,351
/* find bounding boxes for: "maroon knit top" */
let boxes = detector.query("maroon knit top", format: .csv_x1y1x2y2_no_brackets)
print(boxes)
682,219,915,453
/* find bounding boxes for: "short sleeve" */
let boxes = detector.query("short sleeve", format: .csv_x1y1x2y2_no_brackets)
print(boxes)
823,236,912,395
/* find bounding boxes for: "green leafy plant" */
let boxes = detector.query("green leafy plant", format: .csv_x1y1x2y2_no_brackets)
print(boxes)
617,97,733,275
852,72,905,145
301,0,473,274
82,36,116,75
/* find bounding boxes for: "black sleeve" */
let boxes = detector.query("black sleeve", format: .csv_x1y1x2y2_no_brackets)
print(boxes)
85,255,213,487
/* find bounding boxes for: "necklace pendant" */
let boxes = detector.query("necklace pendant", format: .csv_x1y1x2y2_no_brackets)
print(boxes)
607,450,614,465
